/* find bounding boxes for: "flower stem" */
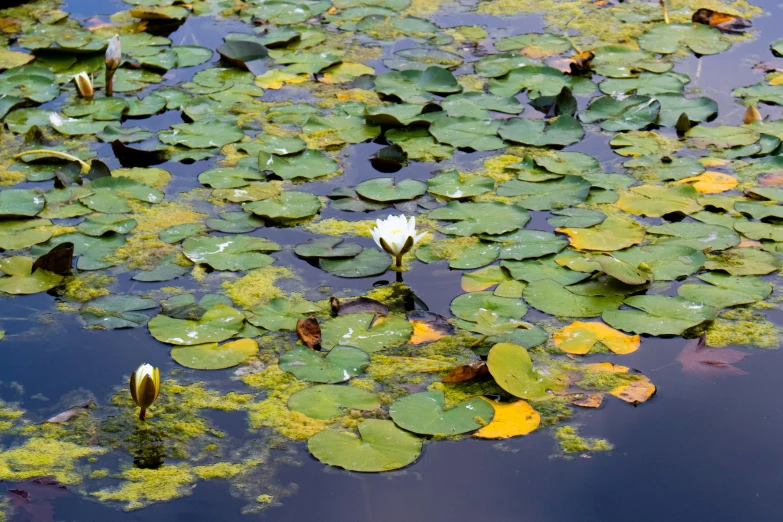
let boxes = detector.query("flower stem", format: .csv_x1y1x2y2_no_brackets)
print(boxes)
106,68,116,97
394,254,403,269
11,150,91,173
139,408,146,421
470,335,488,348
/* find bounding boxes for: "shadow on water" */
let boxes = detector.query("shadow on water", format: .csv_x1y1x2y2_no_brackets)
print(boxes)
4,0,783,521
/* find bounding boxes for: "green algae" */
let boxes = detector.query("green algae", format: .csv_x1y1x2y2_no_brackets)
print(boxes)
554,425,613,454
222,266,297,309
576,368,642,391
93,464,196,510
0,438,106,484
303,218,376,237
60,273,116,302
706,308,780,348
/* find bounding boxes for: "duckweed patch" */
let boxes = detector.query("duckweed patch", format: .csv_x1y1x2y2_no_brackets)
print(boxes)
222,266,297,309
554,426,613,454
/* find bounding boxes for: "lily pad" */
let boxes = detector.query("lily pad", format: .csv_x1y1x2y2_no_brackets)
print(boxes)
612,244,705,280
248,297,321,331
428,115,505,151
638,23,730,55
427,169,494,199
487,342,564,400
182,235,279,271
647,222,739,251
0,257,63,295
389,391,493,435
294,238,363,259
171,339,259,370
603,295,717,335
148,304,245,346
678,272,772,308
321,313,412,352
499,116,584,147
497,176,590,210
428,201,530,236
307,419,422,472
556,215,645,251
289,385,379,420
159,122,244,149
320,249,392,278
198,167,265,189
450,292,527,321
523,279,624,318
279,345,370,383
356,177,427,202
244,191,321,220
258,150,339,180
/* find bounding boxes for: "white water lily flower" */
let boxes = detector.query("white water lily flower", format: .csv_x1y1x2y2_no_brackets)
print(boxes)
130,363,161,421
105,35,121,69
371,214,426,267
73,72,93,98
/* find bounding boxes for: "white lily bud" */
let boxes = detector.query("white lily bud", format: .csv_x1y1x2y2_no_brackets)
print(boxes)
130,363,161,421
370,214,426,267
105,35,121,70
73,72,93,98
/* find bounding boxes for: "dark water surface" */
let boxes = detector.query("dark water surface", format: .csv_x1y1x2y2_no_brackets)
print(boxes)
2,0,782,520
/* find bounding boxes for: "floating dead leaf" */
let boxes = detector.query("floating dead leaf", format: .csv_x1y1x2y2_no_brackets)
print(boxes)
676,172,738,194
44,399,95,423
473,398,540,439
407,311,454,345
737,239,762,248
571,393,604,408
554,321,640,355
676,333,748,376
584,362,656,405
334,297,389,316
442,360,489,383
700,157,731,168
32,243,74,275
744,106,762,124
296,316,322,349
692,9,752,33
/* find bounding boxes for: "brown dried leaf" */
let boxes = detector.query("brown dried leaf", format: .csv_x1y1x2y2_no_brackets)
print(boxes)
692,8,752,33
296,316,321,349
443,361,489,383
571,393,604,408
407,311,454,345
32,242,74,275
569,50,594,75
44,399,94,423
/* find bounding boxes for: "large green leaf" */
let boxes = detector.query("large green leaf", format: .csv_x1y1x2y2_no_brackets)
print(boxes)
678,272,772,308
148,304,245,345
579,95,660,132
647,222,740,251
0,189,45,217
356,177,427,202
320,249,392,278
450,292,527,321
159,121,244,149
638,23,730,55
198,167,265,189
428,115,505,151
258,150,338,180
171,339,259,369
427,169,494,199
244,191,321,220
182,235,279,271
279,345,370,383
705,247,783,275
488,66,594,99
321,313,412,352
487,342,564,400
498,116,584,146
0,257,63,295
428,201,530,236
523,279,624,317
307,419,422,472
289,385,379,420
603,295,717,335
374,66,461,103
248,297,321,331
389,391,493,435
612,244,705,280
496,176,590,210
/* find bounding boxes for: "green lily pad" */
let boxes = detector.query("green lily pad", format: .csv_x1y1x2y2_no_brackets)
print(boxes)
0,65,59,103
496,176,590,210
279,345,370,383
159,121,244,149
686,125,760,149
501,254,590,285
294,237,363,259
734,221,783,241
374,66,461,103
678,272,772,308
0,257,63,295
441,92,524,118
159,223,207,244
385,128,454,160
132,257,191,282
171,338,259,370
450,292,527,321
428,115,505,151
599,72,687,96
253,134,307,155
0,189,45,217
623,154,705,181
647,222,740,251
182,235,279,271
321,313,412,352
579,95,660,132
77,214,137,236
258,150,339,180
547,208,606,228
638,23,730,55
495,33,571,56
603,295,717,335
428,201,530,236
656,94,718,127
705,247,782,275
198,167,265,189
207,212,264,234
523,279,624,318
389,391,493,435
307,419,422,472
415,239,499,269
148,304,245,346
302,114,380,145
356,177,427,202
474,54,538,78
499,116,584,146
556,215,646,251
0,220,54,250
80,295,157,330
244,191,321,220
616,184,702,217
487,342,563,400
612,244,705,280
289,385,380,420
248,297,321,331
534,151,599,176
488,66,594,99
320,249,392,278
427,169,494,199
591,44,673,78
592,255,650,285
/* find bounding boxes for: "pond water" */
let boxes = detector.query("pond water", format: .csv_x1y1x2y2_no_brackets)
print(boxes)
1,0,783,520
